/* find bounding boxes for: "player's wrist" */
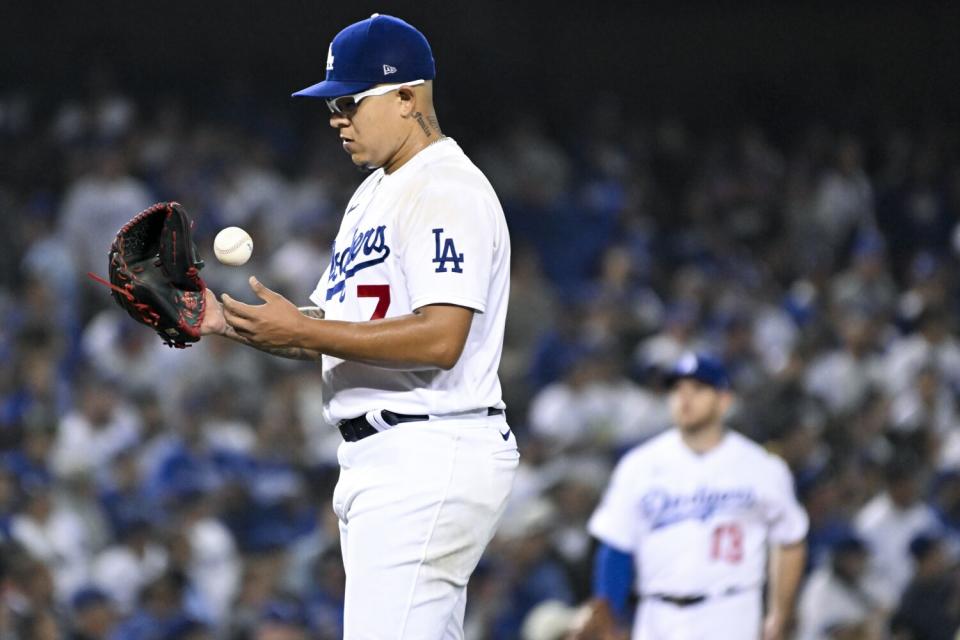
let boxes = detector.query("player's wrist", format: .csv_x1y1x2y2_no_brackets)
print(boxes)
291,307,317,347
764,609,788,629
199,302,226,336
291,309,312,345
762,610,789,640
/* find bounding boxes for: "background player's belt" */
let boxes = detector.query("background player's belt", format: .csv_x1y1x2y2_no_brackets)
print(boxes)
646,585,751,607
338,408,505,442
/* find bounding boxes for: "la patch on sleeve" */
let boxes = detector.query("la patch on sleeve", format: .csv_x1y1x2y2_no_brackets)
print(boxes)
432,228,464,273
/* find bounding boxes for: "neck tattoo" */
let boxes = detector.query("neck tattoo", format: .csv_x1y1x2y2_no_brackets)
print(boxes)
425,134,448,149
413,112,432,137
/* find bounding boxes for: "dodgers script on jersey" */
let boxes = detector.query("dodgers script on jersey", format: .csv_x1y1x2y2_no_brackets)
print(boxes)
588,430,808,597
309,138,510,424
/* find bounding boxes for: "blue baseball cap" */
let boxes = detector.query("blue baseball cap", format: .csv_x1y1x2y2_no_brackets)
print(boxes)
259,599,308,628
162,616,209,640
71,585,111,611
665,352,731,390
831,531,869,555
292,14,435,99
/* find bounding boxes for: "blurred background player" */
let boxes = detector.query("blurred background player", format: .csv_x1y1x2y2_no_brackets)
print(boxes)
574,353,809,639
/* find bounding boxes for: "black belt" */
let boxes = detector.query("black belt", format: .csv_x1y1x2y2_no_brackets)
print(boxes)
646,586,750,608
648,594,707,607
338,408,504,442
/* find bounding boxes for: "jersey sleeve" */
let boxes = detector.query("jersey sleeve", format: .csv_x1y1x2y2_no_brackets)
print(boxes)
397,181,497,313
308,261,333,310
592,543,635,622
587,456,641,553
765,455,810,545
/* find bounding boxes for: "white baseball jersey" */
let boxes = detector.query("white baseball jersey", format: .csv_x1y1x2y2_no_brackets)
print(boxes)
588,429,808,597
308,138,510,424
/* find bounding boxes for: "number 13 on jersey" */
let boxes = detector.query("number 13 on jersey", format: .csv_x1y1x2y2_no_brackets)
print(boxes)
711,523,743,563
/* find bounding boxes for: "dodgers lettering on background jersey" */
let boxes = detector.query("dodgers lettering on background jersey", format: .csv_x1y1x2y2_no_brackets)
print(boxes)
309,138,510,424
641,487,757,531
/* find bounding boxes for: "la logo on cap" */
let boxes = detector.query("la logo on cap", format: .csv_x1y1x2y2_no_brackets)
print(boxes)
677,353,698,374
326,44,334,71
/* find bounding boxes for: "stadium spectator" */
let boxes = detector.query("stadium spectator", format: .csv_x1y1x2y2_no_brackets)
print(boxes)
890,532,960,640
9,475,93,601
487,498,577,638
67,585,117,640
796,533,887,640
854,455,942,608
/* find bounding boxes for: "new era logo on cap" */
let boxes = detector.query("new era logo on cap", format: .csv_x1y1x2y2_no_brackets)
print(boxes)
383,64,397,75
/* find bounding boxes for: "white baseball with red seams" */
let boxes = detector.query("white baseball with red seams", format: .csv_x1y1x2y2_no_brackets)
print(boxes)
213,226,253,266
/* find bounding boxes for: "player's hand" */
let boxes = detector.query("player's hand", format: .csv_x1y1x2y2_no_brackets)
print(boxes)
761,610,786,640
200,288,228,336
221,276,306,347
566,599,628,640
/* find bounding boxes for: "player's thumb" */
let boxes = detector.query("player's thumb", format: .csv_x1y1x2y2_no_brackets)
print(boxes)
249,276,275,301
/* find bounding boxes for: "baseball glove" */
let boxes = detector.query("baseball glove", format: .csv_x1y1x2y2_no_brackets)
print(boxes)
88,202,206,348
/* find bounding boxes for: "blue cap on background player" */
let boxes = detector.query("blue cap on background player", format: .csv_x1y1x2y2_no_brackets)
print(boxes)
70,585,111,612
665,352,731,390
292,14,435,99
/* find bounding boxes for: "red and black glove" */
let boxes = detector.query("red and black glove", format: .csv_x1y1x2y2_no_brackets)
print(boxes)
90,202,206,348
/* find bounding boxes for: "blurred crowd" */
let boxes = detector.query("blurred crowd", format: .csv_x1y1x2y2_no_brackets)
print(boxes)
2,75,960,640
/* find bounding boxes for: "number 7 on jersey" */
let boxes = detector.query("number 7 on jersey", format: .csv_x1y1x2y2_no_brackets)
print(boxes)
357,285,391,320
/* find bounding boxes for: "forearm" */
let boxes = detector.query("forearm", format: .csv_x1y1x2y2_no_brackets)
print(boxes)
224,306,325,361
217,281,472,369
768,541,806,620
294,308,466,370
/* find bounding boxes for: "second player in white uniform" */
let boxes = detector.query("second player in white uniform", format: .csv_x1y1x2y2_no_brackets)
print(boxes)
582,353,809,640
201,14,518,639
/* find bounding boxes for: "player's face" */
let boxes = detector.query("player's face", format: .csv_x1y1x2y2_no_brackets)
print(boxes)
668,379,730,433
329,88,408,170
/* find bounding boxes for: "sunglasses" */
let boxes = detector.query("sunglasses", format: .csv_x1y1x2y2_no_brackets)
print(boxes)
326,79,426,115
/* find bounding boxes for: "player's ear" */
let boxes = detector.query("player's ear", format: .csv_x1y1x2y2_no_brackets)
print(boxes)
397,87,417,117
718,390,734,415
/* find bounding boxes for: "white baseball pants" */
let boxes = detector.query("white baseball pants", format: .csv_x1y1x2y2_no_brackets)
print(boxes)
634,590,762,639
333,414,519,639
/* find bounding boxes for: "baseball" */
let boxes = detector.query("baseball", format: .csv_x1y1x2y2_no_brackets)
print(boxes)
213,226,253,266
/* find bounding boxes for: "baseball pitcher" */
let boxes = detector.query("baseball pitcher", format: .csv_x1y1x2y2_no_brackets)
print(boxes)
199,14,518,639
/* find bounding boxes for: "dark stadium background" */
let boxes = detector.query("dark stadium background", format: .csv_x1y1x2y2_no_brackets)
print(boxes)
5,1,959,137
3,1,960,639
